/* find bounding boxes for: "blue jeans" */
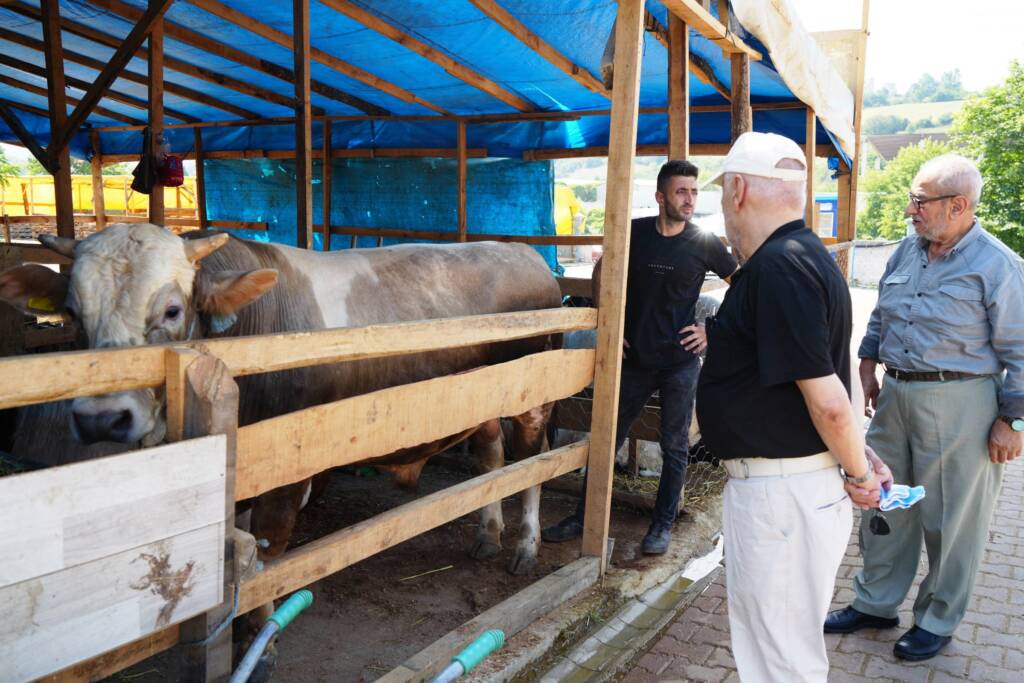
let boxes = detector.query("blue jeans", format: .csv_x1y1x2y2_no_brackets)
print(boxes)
574,359,700,529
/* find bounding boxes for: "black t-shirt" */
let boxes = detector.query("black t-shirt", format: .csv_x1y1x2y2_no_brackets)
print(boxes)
623,217,737,370
696,220,852,460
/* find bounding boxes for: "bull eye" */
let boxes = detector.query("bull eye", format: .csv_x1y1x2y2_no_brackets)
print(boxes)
165,305,181,321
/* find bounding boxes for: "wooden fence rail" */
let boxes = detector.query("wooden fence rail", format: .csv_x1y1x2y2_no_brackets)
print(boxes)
0,307,597,410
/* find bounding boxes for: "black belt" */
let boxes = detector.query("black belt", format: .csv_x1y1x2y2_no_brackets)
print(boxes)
885,367,983,382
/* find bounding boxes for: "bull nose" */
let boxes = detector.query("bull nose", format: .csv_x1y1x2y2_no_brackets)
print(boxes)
73,409,134,443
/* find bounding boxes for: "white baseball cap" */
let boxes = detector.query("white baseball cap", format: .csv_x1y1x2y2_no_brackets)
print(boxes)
710,132,807,185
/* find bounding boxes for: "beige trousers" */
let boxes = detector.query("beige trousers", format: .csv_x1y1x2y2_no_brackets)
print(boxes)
724,465,852,682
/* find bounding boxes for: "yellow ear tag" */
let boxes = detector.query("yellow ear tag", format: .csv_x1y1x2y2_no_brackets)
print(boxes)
28,296,56,312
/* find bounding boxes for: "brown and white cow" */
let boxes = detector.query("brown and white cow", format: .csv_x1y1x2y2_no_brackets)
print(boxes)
0,224,562,583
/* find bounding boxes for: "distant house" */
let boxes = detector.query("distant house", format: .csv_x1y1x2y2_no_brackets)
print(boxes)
867,133,950,162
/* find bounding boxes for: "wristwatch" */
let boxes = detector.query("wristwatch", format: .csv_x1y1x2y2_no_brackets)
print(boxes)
999,415,1024,432
842,462,874,485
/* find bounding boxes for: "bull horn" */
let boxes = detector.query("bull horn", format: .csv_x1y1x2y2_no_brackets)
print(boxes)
38,234,77,259
184,233,230,263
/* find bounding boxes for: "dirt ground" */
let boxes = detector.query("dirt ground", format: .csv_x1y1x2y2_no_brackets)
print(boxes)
109,452,673,683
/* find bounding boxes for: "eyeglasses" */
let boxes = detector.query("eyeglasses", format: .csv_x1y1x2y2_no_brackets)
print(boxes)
908,193,957,211
869,512,890,536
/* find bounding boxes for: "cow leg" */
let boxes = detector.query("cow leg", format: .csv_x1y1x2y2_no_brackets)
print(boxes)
240,480,310,681
506,403,554,575
468,419,504,560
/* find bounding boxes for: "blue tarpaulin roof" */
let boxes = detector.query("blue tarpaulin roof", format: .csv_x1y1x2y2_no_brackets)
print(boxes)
0,0,848,163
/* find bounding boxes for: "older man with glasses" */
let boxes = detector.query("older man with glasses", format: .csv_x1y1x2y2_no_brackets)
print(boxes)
825,153,1024,661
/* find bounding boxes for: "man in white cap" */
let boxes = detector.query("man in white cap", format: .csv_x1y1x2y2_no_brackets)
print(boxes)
696,132,891,681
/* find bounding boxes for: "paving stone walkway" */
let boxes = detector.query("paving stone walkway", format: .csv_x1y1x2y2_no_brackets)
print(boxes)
619,456,1024,682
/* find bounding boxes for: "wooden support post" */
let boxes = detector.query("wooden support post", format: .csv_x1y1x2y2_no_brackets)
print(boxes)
667,14,689,159
844,0,870,244
177,354,239,683
148,10,165,226
322,119,332,251
805,107,816,229
41,0,75,241
581,0,645,571
293,0,313,249
194,127,208,230
730,53,751,142
90,131,106,231
457,120,467,242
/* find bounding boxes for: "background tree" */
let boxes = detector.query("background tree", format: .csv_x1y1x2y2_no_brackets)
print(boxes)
864,114,910,135
857,138,951,240
953,60,1024,253
0,147,20,188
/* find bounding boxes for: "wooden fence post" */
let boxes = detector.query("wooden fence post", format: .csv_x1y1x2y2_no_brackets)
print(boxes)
581,0,645,571
176,353,240,682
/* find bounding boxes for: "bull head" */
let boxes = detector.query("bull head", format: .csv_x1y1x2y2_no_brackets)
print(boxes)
0,224,277,446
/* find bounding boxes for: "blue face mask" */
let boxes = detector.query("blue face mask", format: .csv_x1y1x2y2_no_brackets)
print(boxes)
879,484,927,512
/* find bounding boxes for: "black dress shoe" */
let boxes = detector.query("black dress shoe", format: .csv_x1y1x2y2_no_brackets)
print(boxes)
541,515,584,543
894,625,952,661
641,525,672,555
824,606,899,634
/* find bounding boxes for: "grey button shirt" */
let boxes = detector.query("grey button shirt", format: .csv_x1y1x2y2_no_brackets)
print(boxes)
859,221,1024,417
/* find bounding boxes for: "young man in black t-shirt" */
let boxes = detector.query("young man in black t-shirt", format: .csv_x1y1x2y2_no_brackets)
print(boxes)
542,160,738,555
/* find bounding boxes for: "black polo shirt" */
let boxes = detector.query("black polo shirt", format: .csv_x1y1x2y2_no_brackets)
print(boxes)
696,220,852,460
624,217,737,370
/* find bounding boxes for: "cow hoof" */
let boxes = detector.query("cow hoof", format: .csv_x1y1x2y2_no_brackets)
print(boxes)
468,539,501,560
506,551,538,576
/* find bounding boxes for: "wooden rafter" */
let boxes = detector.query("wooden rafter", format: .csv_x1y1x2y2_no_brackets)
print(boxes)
87,0,360,116
467,0,609,98
643,10,730,101
49,0,174,158
4,0,298,114
184,0,445,115
0,100,53,171
0,53,199,123
318,0,534,112
0,73,143,125
661,0,761,60
0,26,260,120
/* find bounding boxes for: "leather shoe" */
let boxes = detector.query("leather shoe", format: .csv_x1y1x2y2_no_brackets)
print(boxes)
541,515,584,543
893,625,951,661
641,525,671,555
823,606,899,634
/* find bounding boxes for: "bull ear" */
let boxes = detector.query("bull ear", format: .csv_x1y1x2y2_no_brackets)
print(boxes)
196,269,278,317
184,234,230,263
38,234,77,259
0,264,69,315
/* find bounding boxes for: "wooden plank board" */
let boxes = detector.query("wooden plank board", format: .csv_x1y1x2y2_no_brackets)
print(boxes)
0,523,223,682
294,0,314,250
0,435,226,587
0,308,596,410
805,107,817,226
235,348,595,500
239,440,589,614
667,13,689,159
386,557,600,682
0,436,226,681
661,0,761,59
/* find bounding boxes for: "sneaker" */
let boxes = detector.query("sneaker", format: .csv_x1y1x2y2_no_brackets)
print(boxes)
541,515,584,543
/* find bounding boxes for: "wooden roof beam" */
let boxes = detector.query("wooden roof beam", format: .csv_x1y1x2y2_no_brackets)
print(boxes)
86,0,361,116
0,100,53,171
185,0,447,115
0,26,260,120
0,73,143,125
0,53,199,123
6,1,298,114
660,0,761,60
467,0,609,98
644,9,730,101
318,0,535,112
49,0,174,158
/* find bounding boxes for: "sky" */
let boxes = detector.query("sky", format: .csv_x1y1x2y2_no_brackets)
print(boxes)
788,0,1024,92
